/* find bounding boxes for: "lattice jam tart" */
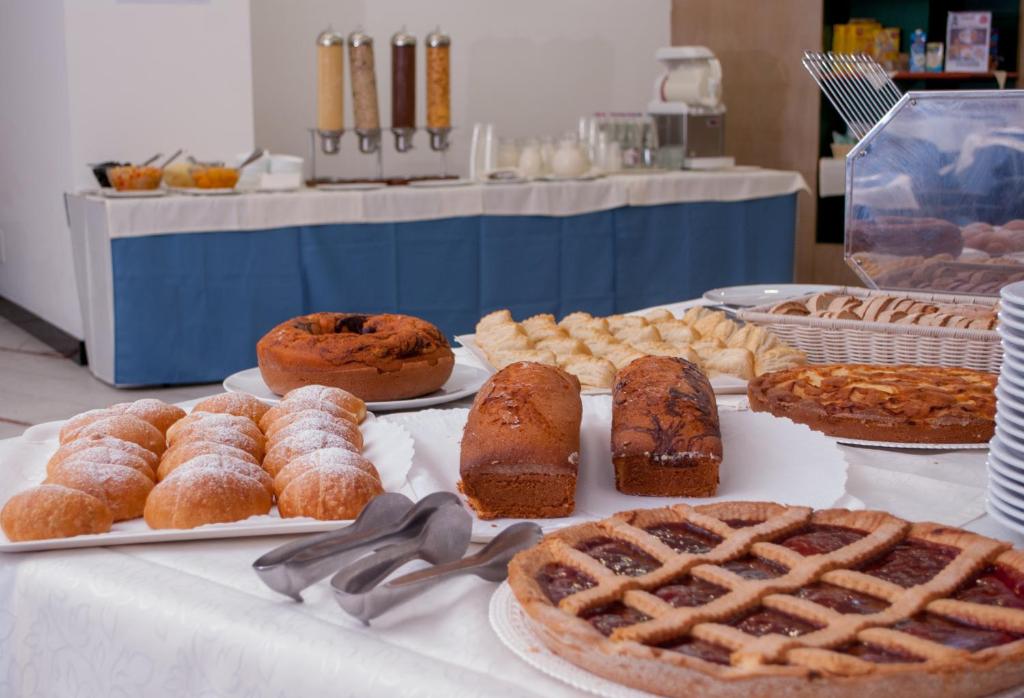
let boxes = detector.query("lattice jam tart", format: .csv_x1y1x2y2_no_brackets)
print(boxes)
747,364,996,444
508,502,1024,698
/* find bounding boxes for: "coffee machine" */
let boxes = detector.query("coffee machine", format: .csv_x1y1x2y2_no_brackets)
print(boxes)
647,46,733,170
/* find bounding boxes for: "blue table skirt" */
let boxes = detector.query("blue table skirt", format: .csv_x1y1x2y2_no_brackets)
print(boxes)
110,194,796,385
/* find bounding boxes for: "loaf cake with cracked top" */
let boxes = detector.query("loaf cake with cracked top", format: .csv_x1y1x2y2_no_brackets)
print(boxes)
459,362,582,519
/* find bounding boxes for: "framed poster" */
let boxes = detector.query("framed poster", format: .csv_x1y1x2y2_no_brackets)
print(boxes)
946,11,992,72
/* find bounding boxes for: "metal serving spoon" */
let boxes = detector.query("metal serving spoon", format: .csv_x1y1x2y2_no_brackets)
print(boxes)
253,492,461,601
331,521,542,624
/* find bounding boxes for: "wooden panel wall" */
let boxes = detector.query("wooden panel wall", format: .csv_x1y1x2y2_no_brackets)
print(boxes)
670,0,845,283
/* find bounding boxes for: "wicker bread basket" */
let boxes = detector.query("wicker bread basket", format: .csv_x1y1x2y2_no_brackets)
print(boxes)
737,286,1001,372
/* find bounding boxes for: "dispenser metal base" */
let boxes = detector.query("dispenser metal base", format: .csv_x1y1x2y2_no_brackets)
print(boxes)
427,127,452,152
391,128,415,152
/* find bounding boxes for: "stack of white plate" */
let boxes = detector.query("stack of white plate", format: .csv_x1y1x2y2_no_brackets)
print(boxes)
988,281,1024,533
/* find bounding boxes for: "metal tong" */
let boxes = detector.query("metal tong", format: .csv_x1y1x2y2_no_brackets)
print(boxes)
253,492,463,601
331,521,542,624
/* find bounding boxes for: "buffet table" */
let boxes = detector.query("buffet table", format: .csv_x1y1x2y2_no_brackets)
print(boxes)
0,333,1018,698
65,169,805,386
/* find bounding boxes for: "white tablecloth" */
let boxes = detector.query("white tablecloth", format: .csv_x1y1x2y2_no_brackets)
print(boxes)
78,169,808,238
1,342,1017,698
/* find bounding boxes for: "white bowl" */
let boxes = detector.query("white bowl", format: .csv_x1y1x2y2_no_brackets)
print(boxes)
1002,349,1024,374
996,405,1024,444
1000,311,1024,334
991,436,1024,470
998,327,1024,354
999,372,1024,400
989,473,1024,512
1001,280,1024,307
995,428,1024,460
269,155,304,175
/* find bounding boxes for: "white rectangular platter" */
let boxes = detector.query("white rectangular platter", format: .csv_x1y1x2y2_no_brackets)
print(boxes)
0,407,415,552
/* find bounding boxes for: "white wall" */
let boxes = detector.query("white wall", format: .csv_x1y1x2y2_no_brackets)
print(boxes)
251,0,671,179
0,0,254,337
63,0,255,191
0,0,79,335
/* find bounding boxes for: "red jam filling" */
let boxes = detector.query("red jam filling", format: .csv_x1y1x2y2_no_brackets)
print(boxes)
660,638,732,665
576,537,661,576
722,555,788,580
723,519,764,528
953,564,1024,609
653,575,728,608
779,524,867,556
860,539,959,587
732,607,821,637
645,522,722,554
893,612,1022,652
582,602,651,636
839,642,923,664
536,563,596,603
795,583,889,615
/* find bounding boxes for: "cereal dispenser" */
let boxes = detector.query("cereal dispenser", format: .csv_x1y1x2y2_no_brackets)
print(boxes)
391,28,417,152
425,28,452,152
348,30,381,155
315,28,346,154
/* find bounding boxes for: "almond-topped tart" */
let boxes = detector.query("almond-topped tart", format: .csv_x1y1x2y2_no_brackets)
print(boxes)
508,502,1024,698
747,364,996,443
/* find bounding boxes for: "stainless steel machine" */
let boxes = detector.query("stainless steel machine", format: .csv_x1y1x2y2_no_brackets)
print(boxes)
646,46,733,170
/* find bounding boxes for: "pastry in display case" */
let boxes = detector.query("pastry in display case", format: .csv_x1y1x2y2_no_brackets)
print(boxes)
844,90,1024,296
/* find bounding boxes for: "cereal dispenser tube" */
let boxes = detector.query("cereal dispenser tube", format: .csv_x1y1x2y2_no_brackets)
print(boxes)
348,29,381,155
315,28,345,154
390,28,417,152
425,27,451,152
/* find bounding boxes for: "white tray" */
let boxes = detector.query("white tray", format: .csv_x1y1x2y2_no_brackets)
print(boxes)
222,362,490,411
0,407,415,552
455,334,749,396
386,395,848,542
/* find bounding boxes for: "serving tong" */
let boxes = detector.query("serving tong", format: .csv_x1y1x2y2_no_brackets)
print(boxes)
253,492,456,601
332,521,542,624
253,491,542,623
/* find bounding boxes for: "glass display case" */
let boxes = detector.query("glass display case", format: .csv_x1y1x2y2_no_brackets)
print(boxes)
845,90,1024,295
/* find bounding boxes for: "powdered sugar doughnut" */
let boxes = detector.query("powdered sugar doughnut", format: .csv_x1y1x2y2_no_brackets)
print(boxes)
264,408,352,440
1,485,113,541
167,412,264,449
76,415,166,456
167,425,264,463
191,393,271,424
144,468,272,529
267,413,363,451
59,408,121,444
282,385,366,422
112,399,186,435
158,440,258,481
50,435,160,471
277,463,383,520
259,400,359,433
48,445,155,482
46,461,154,521
169,453,273,496
262,430,359,477
273,447,380,497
